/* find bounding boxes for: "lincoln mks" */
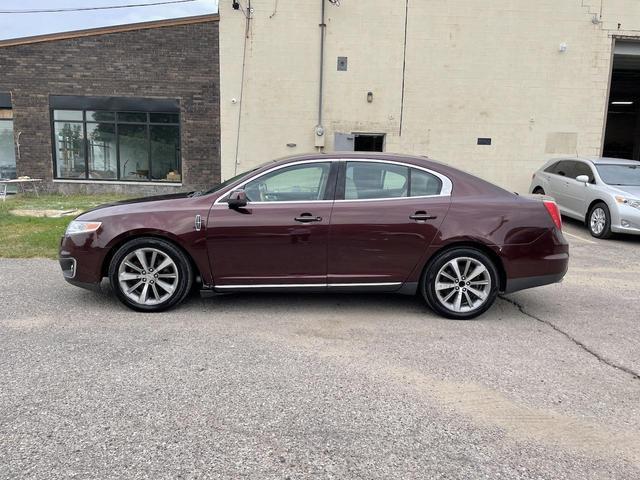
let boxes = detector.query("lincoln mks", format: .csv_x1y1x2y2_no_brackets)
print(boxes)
59,153,568,319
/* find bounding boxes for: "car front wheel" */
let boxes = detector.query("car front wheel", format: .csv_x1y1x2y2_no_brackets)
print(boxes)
588,202,612,239
109,237,193,312
421,247,499,320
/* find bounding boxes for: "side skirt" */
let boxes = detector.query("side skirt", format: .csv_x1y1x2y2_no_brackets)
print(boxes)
202,282,413,296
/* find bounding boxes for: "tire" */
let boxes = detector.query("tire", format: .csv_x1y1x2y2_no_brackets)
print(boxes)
421,247,499,320
108,237,193,312
532,187,545,195
587,202,612,239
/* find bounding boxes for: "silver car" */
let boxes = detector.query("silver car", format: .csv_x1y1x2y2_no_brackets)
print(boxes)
529,157,640,238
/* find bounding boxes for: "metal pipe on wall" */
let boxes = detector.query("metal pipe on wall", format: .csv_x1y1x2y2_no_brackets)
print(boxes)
315,0,326,150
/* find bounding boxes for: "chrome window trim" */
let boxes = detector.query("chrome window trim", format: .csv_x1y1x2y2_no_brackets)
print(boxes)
213,159,334,206
213,158,453,206
342,159,453,198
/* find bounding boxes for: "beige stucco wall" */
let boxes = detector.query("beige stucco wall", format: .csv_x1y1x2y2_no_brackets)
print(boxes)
220,0,640,192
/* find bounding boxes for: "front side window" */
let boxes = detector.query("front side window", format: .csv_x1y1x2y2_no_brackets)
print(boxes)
53,109,181,182
573,162,595,183
244,163,331,202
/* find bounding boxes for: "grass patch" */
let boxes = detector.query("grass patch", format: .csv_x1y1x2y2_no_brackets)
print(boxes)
0,194,131,259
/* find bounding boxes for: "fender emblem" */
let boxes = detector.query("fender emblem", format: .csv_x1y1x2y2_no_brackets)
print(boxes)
194,214,202,231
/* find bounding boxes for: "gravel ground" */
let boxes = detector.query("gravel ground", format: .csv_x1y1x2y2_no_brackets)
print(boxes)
1,221,639,479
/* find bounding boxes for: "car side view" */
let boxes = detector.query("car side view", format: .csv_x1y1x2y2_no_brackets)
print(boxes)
60,153,569,320
529,157,640,238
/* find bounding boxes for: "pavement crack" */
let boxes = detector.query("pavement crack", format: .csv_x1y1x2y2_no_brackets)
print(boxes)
499,296,640,381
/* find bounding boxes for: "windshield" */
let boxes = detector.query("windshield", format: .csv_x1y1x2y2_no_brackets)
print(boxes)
596,164,640,186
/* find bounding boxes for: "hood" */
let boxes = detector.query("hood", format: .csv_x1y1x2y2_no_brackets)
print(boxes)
611,185,640,198
81,192,193,216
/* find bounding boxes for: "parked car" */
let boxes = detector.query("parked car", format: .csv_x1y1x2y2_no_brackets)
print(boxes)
59,153,568,320
529,157,640,238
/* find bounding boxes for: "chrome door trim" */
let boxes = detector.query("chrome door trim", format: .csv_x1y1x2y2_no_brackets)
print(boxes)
215,283,327,289
214,282,403,289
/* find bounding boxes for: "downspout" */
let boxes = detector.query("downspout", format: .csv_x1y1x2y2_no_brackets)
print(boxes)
315,0,326,150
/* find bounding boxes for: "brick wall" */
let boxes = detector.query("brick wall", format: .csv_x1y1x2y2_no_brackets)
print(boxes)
0,19,220,194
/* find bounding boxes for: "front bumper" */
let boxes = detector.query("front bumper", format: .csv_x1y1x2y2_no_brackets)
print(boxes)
59,233,107,289
611,204,640,235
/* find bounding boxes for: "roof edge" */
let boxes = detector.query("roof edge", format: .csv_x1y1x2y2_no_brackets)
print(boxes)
0,13,219,48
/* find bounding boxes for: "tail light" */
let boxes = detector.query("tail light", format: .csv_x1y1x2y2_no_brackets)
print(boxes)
543,200,562,230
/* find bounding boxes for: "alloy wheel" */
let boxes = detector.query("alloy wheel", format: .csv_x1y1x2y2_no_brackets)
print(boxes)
117,247,179,306
590,207,606,236
434,257,491,313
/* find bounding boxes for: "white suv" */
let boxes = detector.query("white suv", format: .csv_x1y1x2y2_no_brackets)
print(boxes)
529,157,640,238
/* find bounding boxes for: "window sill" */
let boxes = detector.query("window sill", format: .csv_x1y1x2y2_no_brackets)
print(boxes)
53,179,182,186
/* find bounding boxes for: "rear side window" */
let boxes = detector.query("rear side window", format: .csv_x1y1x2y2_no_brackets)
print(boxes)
410,169,442,196
546,161,575,177
544,162,560,174
345,162,409,199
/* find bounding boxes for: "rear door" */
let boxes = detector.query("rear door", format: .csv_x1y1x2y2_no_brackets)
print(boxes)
545,160,574,213
207,161,336,288
327,160,451,288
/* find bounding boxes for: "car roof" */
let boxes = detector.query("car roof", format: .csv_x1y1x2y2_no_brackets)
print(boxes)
550,156,640,166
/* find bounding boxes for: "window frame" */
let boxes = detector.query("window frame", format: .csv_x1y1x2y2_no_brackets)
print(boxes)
335,160,449,202
51,109,181,183
215,160,339,205
242,161,334,203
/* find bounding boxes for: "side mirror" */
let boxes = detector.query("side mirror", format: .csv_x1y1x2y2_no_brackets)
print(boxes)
576,175,589,184
227,190,248,209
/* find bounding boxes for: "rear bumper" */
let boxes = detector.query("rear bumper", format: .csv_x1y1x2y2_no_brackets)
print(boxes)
501,229,569,293
504,270,567,294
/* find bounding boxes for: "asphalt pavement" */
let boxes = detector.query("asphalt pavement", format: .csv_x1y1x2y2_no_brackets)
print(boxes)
1,220,639,479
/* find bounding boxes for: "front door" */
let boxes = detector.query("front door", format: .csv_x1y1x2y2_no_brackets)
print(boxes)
207,161,336,287
563,161,594,219
328,161,451,288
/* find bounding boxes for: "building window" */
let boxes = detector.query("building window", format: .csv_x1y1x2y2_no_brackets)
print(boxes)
52,109,181,182
0,107,17,180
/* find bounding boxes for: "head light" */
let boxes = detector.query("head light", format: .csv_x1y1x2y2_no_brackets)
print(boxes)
65,220,102,235
615,196,640,210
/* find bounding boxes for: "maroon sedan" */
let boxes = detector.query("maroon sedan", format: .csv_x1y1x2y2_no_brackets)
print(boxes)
59,153,568,319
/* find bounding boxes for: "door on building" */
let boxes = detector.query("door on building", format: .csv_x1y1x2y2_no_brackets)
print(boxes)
0,102,16,182
334,133,385,152
603,41,640,161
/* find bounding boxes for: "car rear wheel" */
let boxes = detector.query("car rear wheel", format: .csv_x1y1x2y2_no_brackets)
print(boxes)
109,237,193,312
421,247,499,320
588,202,612,239
532,187,545,195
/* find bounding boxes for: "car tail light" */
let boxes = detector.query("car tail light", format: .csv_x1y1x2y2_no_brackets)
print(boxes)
543,200,562,230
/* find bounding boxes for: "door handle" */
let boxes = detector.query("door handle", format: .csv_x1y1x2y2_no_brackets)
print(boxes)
295,213,323,223
410,211,438,221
